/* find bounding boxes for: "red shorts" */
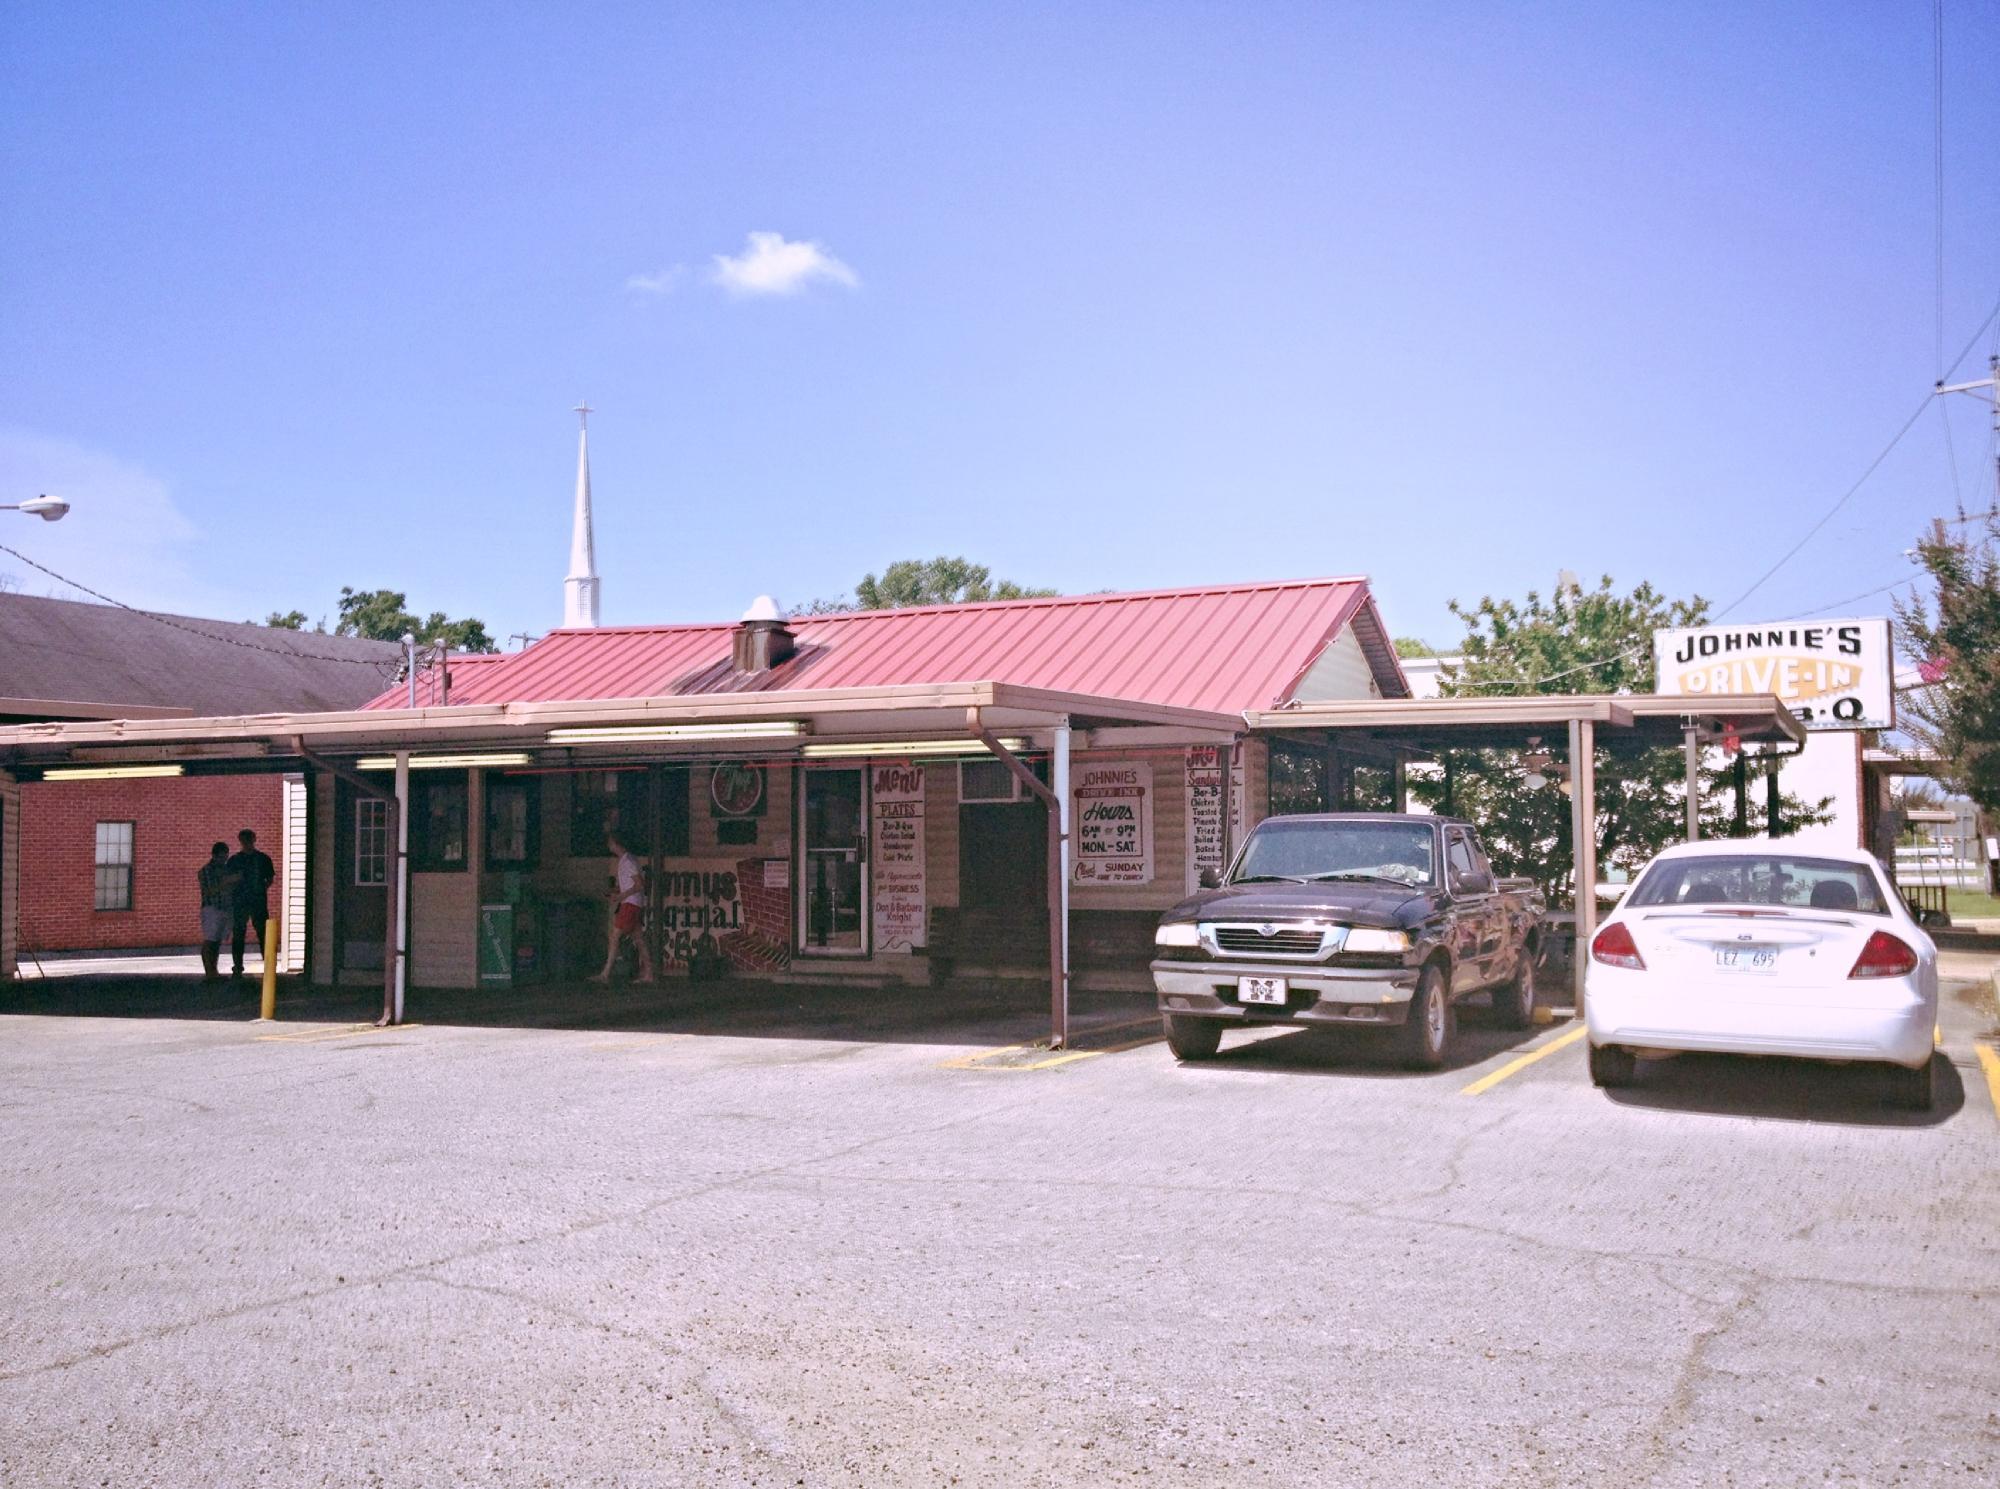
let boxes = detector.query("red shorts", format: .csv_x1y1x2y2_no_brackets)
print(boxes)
613,903,644,935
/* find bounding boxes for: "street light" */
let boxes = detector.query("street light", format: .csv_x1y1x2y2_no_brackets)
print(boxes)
3,494,69,522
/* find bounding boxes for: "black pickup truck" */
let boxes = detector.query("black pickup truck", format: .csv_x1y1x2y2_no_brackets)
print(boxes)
1151,813,1545,1068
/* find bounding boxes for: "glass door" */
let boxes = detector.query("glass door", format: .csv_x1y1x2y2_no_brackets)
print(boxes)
799,767,868,955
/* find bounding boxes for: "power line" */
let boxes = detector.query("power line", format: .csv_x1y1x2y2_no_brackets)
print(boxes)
0,541,400,671
1932,0,1965,506
1713,291,2000,622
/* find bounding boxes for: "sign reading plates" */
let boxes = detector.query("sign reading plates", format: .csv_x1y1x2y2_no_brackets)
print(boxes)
870,763,926,951
1652,617,1893,732
1073,760,1153,884
1184,745,1245,894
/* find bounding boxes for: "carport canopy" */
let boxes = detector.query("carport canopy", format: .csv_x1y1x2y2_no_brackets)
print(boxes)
0,681,1244,1039
1245,692,1808,1009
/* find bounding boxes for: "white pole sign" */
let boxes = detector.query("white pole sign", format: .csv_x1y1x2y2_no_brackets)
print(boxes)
1073,760,1153,884
1652,617,1893,731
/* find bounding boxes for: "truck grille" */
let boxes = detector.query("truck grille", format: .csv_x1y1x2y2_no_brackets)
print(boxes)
1212,926,1326,956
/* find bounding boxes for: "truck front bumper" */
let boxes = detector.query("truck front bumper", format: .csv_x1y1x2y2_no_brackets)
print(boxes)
1151,958,1423,1027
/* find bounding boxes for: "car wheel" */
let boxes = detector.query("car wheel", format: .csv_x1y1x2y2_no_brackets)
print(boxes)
1889,1058,1934,1111
1588,1043,1636,1088
1493,952,1536,1030
1395,963,1453,1070
1164,1014,1224,1061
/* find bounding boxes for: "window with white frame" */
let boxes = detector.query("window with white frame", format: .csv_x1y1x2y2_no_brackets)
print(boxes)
93,821,134,911
354,798,389,886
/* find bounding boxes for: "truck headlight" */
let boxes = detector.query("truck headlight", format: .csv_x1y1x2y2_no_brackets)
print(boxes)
1154,922,1201,948
1344,928,1410,953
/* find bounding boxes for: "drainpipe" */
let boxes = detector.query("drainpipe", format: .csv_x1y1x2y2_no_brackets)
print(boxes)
965,707,1068,1049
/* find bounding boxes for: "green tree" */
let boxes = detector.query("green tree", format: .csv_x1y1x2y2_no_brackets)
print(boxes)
1392,636,1435,659
334,587,498,653
1894,511,2000,814
852,556,1057,610
263,609,311,630
1407,575,1830,903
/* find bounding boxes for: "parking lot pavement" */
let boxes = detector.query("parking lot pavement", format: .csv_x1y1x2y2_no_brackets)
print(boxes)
2,971,1996,1488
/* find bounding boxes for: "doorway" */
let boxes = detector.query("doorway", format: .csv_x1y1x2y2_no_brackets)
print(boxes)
799,767,867,955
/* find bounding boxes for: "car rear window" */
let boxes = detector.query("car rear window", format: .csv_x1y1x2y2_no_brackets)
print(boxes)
1626,855,1892,915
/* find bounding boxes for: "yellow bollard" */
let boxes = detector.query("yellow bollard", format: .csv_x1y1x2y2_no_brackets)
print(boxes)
260,918,279,1020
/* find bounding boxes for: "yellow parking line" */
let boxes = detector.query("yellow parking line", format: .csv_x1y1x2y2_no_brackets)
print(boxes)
1460,1025,1588,1096
1974,1043,2000,1122
938,1014,1165,1071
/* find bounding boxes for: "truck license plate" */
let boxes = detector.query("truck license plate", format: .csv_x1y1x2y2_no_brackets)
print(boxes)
1238,976,1288,1005
1714,946,1778,973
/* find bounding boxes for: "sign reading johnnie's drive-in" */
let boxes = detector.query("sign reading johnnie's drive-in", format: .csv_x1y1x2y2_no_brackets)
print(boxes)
1651,616,1892,731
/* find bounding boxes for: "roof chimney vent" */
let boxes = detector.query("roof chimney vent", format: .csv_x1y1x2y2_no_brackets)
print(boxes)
733,596,796,673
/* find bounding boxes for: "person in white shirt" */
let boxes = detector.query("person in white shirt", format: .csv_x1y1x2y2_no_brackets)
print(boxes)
591,830,654,984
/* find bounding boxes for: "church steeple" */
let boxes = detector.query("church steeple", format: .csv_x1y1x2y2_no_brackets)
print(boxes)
563,402,601,628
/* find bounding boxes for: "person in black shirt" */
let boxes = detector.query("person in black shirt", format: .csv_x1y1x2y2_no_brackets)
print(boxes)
225,828,276,978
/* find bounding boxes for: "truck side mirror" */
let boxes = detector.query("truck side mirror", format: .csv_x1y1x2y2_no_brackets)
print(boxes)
1459,870,1494,895
1198,868,1221,890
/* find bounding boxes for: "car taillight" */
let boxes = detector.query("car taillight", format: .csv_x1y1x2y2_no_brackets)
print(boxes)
1848,930,1918,979
1591,921,1645,970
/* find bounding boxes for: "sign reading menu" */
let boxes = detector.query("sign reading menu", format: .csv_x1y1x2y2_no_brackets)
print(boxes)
1185,745,1245,893
1073,760,1153,884
870,763,927,951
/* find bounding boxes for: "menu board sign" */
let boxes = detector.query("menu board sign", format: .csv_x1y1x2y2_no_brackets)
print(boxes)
1185,745,1245,893
871,764,927,951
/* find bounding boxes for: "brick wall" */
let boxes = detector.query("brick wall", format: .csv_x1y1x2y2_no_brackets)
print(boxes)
18,776,285,953
720,855,792,973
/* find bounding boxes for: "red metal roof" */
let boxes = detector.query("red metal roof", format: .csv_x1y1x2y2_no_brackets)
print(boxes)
367,578,1406,715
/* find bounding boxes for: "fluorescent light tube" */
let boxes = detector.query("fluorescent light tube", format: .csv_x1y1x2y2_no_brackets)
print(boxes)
546,722,807,744
800,738,1029,759
41,764,185,781
355,752,534,770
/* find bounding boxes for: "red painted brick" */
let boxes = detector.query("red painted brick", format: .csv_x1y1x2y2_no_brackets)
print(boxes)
18,777,285,952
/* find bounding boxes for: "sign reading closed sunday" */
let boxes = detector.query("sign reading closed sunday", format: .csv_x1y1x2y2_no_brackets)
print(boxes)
1073,761,1153,884
1651,616,1892,731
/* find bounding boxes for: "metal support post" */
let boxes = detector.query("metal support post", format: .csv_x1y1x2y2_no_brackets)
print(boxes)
1683,726,1702,842
1568,718,1597,1014
393,752,410,1024
1391,756,1408,813
1051,723,1071,1050
1766,752,1782,838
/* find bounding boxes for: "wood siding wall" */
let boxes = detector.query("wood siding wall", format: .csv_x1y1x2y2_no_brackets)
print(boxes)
280,775,307,974
1,773,18,980
410,871,479,988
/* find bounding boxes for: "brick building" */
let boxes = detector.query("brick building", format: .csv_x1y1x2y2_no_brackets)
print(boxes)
0,594,399,959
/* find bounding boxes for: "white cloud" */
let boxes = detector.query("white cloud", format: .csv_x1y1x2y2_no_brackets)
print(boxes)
709,231,859,298
625,265,686,296
0,428,239,618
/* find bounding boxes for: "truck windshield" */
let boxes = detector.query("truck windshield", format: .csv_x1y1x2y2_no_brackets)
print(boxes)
1232,819,1435,887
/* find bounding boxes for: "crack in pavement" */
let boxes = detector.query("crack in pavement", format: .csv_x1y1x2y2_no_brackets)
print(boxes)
0,1090,1039,1387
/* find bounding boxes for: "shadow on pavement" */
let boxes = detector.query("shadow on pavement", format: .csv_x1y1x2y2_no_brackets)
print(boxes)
1599,1050,1966,1129
1180,996,1560,1077
0,968,1157,1051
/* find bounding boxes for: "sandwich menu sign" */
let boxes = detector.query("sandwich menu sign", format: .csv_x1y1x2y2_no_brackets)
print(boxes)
1651,616,1892,732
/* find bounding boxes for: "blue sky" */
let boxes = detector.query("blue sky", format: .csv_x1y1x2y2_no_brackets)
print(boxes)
2,1,1995,649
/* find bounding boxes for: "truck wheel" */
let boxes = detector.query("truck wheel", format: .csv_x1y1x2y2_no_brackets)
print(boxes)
1888,1059,1934,1112
1588,1043,1636,1088
1492,953,1536,1030
1164,1014,1224,1061
1395,964,1453,1070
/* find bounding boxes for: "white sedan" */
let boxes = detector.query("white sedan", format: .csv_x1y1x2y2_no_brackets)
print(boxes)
1585,841,1938,1108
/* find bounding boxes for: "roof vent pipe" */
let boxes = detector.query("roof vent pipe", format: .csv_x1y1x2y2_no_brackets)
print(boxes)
733,595,797,673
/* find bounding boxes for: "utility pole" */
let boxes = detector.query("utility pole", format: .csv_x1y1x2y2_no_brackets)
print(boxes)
1935,355,2000,505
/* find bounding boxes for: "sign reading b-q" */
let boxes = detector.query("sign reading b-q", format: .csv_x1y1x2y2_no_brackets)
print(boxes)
1651,616,1893,732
